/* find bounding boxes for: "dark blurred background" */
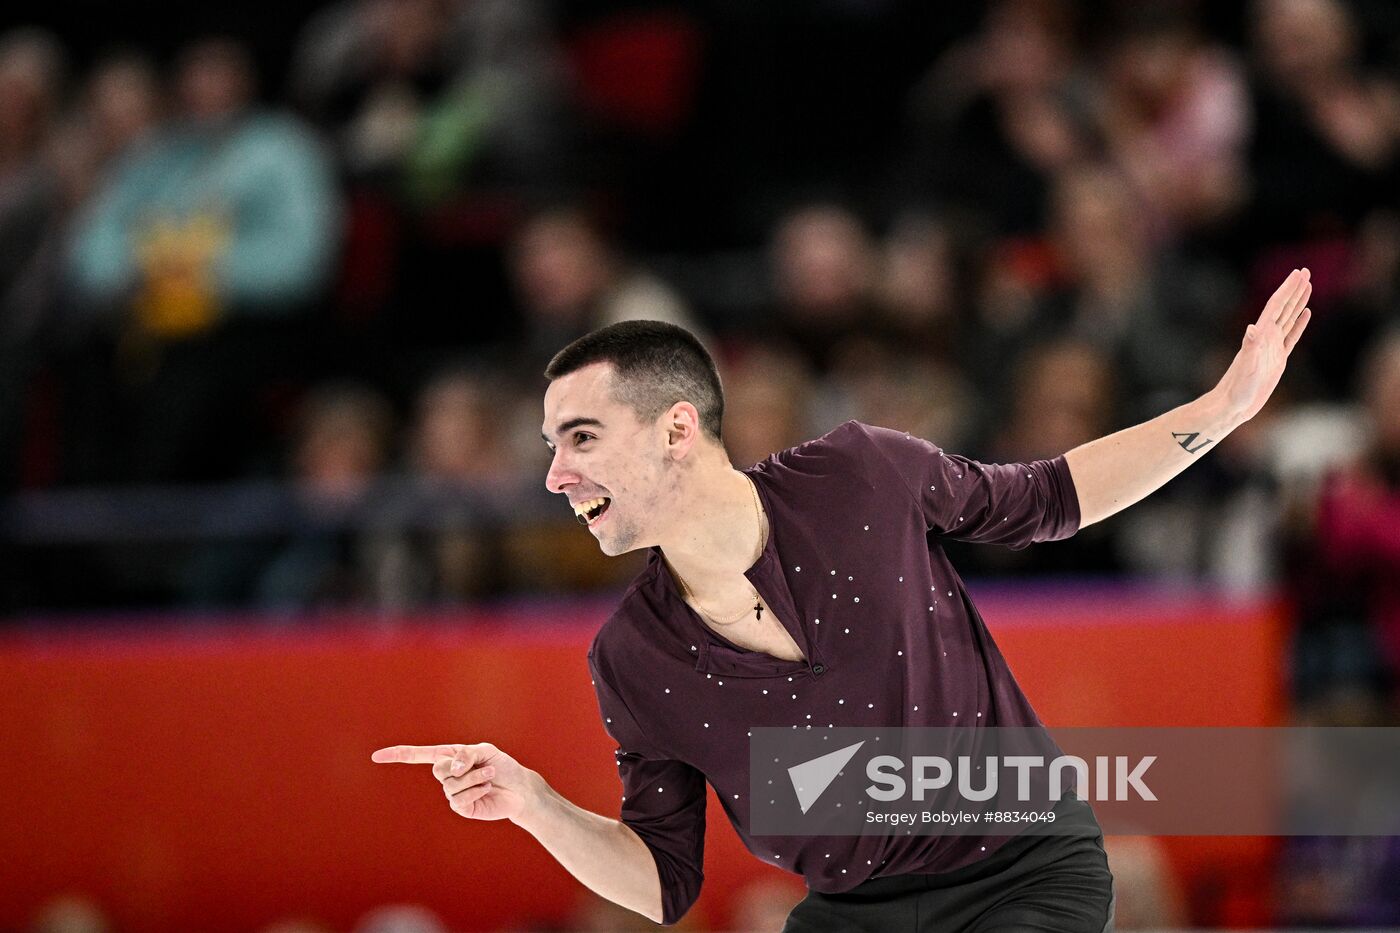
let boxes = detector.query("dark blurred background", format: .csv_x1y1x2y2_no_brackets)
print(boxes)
5,0,1400,929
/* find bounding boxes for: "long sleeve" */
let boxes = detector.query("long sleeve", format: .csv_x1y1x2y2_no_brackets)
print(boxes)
588,651,706,925
857,422,1081,548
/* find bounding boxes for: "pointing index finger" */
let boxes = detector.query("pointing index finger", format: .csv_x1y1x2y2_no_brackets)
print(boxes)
371,744,461,764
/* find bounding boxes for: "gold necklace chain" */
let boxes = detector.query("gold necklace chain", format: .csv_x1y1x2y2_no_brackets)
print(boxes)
672,475,766,626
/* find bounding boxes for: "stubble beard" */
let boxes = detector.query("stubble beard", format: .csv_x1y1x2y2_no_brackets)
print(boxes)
599,510,646,556
597,452,678,557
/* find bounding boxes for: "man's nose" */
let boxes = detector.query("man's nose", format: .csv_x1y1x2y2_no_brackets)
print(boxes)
546,451,578,494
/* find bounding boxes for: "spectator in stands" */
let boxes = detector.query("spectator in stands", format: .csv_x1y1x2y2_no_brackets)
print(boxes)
365,365,514,606
290,0,567,197
0,29,67,296
720,342,816,468
0,28,62,180
826,343,980,459
178,381,396,609
290,0,571,371
71,38,338,328
1290,328,1400,721
253,383,396,608
1099,5,1251,240
1294,207,1400,400
84,53,163,167
872,211,964,364
64,37,341,482
951,338,1124,576
763,203,880,374
1246,0,1400,242
972,163,1234,426
984,338,1117,463
293,384,395,503
0,29,67,488
902,0,1095,236
507,205,704,368
5,52,163,329
410,365,516,493
836,209,984,458
5,51,164,492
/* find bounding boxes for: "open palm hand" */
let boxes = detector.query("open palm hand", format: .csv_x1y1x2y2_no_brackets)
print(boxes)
1216,268,1313,424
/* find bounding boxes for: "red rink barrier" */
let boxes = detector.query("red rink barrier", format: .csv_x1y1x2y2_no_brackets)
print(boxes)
0,587,1284,931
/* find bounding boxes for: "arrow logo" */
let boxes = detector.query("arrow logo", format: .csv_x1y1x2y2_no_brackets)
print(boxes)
788,741,865,813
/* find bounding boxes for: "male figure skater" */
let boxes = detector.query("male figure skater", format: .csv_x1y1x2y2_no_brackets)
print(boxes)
373,270,1313,930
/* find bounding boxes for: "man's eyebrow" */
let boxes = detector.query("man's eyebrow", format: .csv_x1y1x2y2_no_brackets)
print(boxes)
541,417,604,444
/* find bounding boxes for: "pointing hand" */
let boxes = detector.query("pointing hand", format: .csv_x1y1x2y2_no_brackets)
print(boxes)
372,742,536,823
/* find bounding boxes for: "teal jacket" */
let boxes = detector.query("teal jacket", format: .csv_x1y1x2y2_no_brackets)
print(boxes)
69,111,341,314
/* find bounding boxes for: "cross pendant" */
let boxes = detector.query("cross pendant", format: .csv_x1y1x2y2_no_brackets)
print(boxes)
754,601,763,620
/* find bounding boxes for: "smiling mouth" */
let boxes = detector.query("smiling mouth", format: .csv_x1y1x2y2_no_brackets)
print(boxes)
574,497,612,526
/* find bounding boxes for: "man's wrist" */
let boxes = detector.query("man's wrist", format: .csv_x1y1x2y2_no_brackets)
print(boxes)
510,768,553,832
1199,385,1249,437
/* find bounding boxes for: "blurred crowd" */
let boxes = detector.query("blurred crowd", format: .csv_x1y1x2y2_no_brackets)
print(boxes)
6,1,1400,927
2,3,1400,646
2,0,1400,669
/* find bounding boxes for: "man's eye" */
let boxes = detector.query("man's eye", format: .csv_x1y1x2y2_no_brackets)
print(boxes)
574,433,594,446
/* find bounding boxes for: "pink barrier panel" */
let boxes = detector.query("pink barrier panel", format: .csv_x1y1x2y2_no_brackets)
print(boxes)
0,590,1285,931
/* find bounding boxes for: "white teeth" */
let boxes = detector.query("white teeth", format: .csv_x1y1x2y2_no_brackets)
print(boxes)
573,496,607,518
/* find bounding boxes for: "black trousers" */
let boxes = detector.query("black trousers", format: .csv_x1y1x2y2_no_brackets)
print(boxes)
782,794,1115,932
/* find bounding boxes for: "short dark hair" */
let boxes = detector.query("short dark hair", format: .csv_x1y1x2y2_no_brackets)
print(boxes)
545,320,724,440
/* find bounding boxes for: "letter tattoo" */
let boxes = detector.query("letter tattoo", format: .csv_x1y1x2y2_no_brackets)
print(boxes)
1172,431,1213,455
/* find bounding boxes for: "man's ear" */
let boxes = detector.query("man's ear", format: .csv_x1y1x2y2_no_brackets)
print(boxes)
663,401,702,460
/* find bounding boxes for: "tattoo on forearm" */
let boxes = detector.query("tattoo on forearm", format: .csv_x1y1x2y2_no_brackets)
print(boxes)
1172,431,1213,454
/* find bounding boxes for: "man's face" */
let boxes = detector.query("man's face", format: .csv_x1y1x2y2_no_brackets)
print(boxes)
542,363,675,556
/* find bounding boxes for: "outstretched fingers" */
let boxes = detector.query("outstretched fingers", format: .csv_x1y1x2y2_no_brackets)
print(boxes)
1276,270,1311,327
1258,268,1308,329
1281,290,1309,331
1284,307,1312,353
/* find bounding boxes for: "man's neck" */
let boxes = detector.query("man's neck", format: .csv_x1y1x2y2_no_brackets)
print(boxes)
659,461,765,591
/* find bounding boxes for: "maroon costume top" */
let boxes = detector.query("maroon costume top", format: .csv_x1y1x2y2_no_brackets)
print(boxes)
587,421,1082,924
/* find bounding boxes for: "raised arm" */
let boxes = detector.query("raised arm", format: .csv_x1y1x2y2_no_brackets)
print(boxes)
371,743,665,924
1064,268,1313,528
